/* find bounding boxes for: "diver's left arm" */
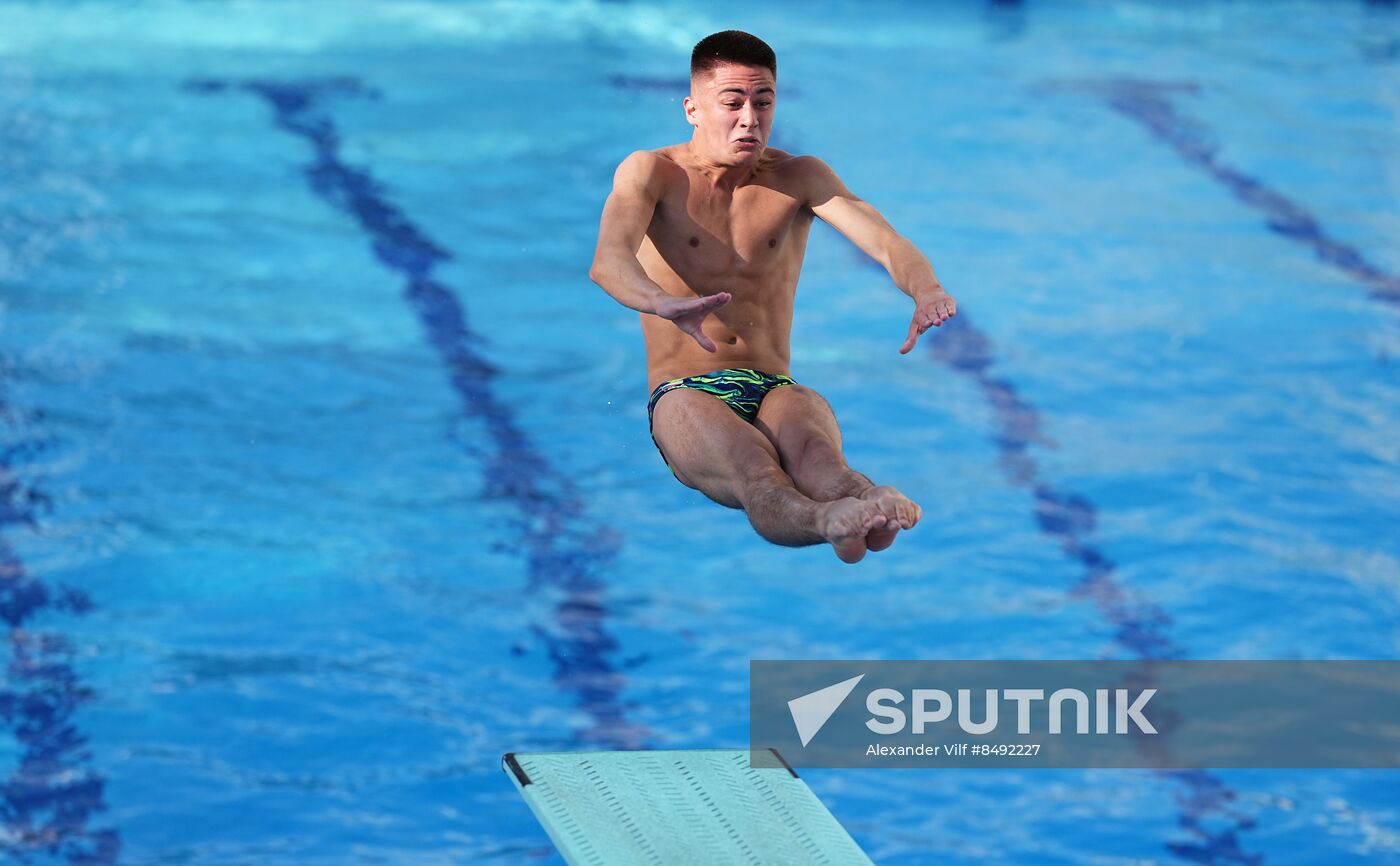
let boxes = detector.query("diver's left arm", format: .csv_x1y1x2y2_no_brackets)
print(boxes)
800,156,957,354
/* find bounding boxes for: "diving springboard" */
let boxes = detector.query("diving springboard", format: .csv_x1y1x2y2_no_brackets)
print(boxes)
502,748,876,866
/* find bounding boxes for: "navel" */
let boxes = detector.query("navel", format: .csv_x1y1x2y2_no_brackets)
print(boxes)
768,238,777,248
689,236,700,247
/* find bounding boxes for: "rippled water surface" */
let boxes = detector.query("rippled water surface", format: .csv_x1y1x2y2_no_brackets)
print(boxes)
2,1,1398,863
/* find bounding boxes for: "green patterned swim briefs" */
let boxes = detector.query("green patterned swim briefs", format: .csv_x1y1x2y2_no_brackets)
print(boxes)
646,368,797,472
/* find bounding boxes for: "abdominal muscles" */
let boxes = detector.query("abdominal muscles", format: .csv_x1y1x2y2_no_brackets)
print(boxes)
640,292,793,388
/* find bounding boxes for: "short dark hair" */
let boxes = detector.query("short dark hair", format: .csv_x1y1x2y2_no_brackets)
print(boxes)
690,30,776,80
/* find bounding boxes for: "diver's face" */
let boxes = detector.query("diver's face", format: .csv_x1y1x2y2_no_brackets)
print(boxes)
684,63,776,165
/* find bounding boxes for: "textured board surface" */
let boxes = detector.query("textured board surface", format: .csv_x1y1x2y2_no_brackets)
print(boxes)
503,749,876,866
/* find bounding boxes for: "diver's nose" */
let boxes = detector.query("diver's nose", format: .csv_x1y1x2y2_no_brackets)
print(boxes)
738,101,758,128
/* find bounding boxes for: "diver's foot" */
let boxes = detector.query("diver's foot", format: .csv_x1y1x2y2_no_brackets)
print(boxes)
818,497,887,563
859,485,922,552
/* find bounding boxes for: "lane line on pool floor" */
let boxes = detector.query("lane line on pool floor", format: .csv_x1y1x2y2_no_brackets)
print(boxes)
1065,78,1400,306
838,239,1260,862
187,76,647,752
0,362,120,863
926,311,1262,865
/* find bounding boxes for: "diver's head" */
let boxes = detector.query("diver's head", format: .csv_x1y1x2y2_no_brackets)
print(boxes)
685,31,777,166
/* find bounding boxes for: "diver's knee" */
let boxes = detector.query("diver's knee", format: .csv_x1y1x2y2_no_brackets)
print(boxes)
792,434,847,477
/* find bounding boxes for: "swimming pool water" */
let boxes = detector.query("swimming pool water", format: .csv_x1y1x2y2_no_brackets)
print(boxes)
1,1,1398,863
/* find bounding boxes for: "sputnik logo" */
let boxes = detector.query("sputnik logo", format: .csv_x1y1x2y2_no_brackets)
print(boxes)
788,674,865,747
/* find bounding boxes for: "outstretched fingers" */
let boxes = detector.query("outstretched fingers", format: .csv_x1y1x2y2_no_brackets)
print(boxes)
690,291,731,314
671,291,731,352
899,319,923,354
687,325,719,352
899,292,957,354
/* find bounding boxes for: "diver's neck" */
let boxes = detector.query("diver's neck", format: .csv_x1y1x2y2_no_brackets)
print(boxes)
685,140,759,191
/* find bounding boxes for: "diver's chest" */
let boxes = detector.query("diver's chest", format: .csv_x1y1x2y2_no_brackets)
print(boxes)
662,185,803,265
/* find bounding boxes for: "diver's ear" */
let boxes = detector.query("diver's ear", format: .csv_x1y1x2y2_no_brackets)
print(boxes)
683,94,698,128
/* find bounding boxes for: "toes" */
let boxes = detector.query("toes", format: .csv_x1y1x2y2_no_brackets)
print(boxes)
896,500,915,529
844,487,921,543
887,503,906,529
826,500,882,542
883,490,920,530
880,502,903,529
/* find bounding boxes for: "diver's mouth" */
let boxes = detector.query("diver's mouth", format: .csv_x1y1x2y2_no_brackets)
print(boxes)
735,136,760,149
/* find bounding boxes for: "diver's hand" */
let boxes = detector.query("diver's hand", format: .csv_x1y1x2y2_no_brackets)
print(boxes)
654,292,731,353
899,287,957,354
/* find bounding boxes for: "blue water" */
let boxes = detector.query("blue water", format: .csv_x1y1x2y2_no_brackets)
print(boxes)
2,1,1398,863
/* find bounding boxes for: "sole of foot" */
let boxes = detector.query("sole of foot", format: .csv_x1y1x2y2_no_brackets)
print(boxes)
821,497,888,563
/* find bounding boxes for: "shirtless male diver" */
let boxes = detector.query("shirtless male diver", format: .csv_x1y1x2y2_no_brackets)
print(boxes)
589,30,957,564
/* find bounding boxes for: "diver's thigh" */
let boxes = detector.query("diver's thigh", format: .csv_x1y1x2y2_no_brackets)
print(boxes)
651,389,784,508
754,383,846,469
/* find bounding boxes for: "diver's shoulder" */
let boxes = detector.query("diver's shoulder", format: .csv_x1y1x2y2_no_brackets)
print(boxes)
613,148,683,192
775,152,834,174
647,145,691,167
764,151,834,180
774,154,846,195
620,146,689,182
618,148,668,170
757,147,796,168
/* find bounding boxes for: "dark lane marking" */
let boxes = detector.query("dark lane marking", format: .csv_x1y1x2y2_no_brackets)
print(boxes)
1065,78,1400,305
923,313,1186,659
607,74,691,93
0,373,120,862
186,77,646,750
1361,36,1400,62
929,312,1261,865
841,238,1260,862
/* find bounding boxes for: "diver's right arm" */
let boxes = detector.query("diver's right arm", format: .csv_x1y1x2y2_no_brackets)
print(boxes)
588,151,729,352
588,151,675,313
